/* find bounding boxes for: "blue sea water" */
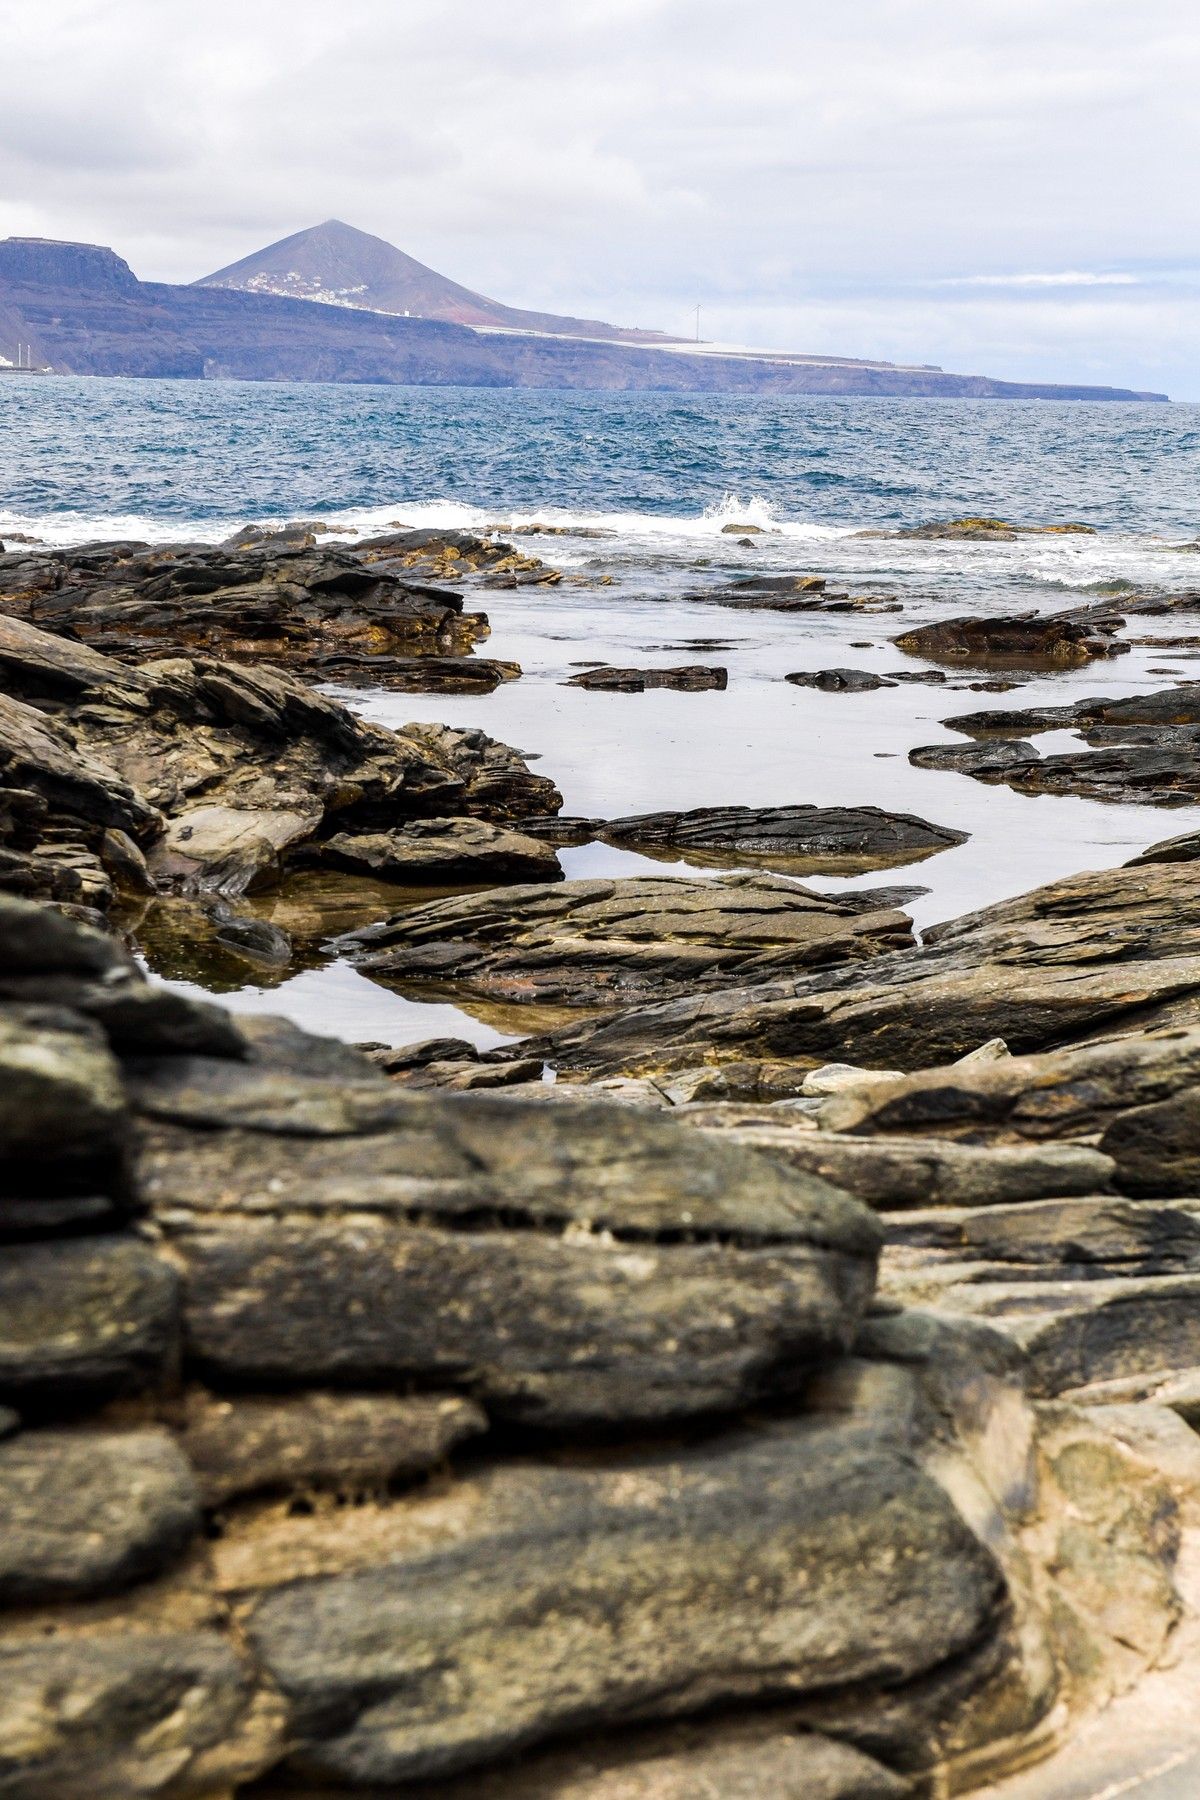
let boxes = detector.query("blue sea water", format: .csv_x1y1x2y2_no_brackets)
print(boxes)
1,379,1199,539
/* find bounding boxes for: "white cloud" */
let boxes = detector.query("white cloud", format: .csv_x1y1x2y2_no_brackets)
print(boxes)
0,0,1197,393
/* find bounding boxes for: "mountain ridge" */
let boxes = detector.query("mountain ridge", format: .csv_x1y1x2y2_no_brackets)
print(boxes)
197,218,681,345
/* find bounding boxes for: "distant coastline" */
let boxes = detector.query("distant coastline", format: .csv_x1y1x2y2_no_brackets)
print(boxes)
0,235,1169,401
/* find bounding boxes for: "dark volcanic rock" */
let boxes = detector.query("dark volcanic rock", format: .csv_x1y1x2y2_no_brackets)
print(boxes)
180,1389,487,1504
909,739,1041,777
893,608,1126,667
786,668,898,692
692,575,902,614
592,804,967,874
0,1426,199,1601
0,537,490,665
0,1237,178,1404
337,873,915,1007
564,664,727,692
246,1420,1001,1786
930,684,1200,806
315,818,563,886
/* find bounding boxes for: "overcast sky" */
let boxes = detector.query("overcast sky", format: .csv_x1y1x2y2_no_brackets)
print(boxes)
2,0,1197,396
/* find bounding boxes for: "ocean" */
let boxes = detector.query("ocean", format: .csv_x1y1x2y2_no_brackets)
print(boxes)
4,378,1200,1045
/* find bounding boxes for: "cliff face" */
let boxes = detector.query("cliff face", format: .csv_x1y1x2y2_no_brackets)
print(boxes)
0,236,1169,399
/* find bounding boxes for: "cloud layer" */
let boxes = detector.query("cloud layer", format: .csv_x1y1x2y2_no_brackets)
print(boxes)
1,0,1196,394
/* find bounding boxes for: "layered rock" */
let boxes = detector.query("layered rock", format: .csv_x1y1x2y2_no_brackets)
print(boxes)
689,574,903,614
564,664,727,691
553,803,967,874
337,873,916,1007
2,889,1182,1796
914,684,1200,805
521,859,1200,1080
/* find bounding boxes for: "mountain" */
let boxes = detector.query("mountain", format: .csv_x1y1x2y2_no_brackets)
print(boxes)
0,236,1169,401
197,219,679,344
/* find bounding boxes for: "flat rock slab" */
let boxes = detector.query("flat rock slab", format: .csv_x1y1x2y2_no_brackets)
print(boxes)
131,1071,879,1426
337,873,915,1007
591,804,967,874
693,1124,1115,1211
314,653,520,691
0,1425,199,1601
690,575,902,614
0,1236,179,1404
317,818,563,886
819,1028,1200,1145
180,1389,487,1504
246,1419,1001,1785
565,665,727,691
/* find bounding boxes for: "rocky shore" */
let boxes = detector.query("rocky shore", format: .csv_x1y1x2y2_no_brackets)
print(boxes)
7,527,1200,1797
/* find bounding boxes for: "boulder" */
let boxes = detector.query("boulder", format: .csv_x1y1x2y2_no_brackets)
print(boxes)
0,1426,199,1601
128,1068,880,1425
246,1419,1002,1785
338,873,915,1007
317,818,563,886
893,608,1125,667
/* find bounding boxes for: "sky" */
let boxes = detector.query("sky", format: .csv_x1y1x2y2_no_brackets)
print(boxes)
1,0,1197,397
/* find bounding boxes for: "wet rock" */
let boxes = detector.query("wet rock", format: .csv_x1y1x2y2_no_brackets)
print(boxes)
786,668,898,692
565,664,727,692
355,527,561,585
692,574,902,614
881,517,1096,541
211,906,293,966
893,608,1125,667
909,739,1041,777
313,652,521,691
0,1632,280,1799
0,613,561,907
246,1419,1001,1786
592,804,967,874
0,1425,199,1601
338,873,915,1007
100,823,154,892
0,1236,178,1404
317,818,564,886
180,1389,487,1504
0,536,490,664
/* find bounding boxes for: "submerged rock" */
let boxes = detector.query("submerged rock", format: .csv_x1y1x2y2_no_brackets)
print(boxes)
565,664,727,691
591,803,967,873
